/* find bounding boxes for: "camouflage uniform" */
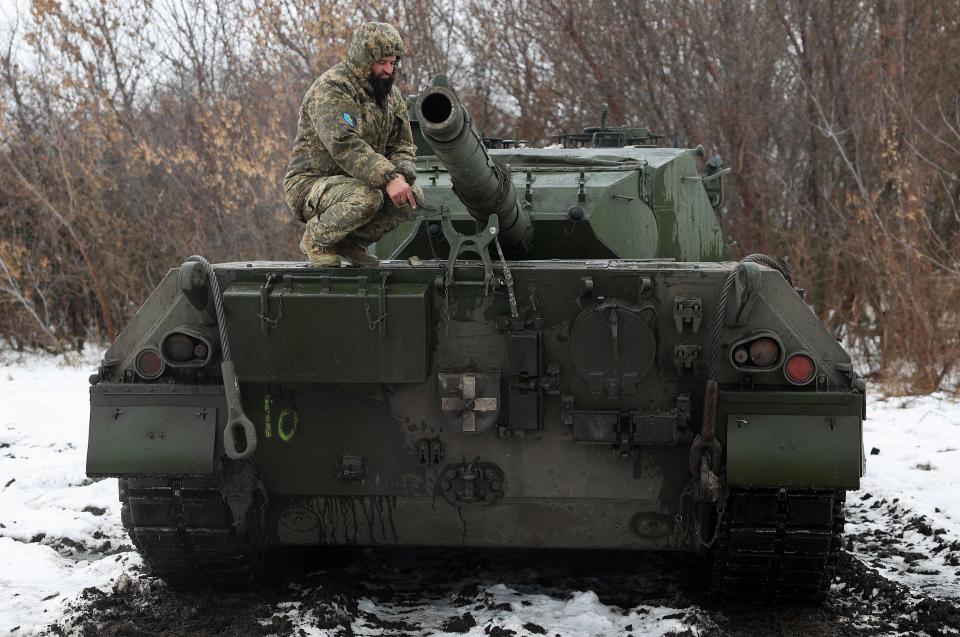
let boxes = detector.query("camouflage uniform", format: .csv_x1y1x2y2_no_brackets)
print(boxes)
283,22,422,263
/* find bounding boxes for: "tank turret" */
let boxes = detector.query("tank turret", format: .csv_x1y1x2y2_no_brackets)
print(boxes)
386,83,728,263
415,78,534,256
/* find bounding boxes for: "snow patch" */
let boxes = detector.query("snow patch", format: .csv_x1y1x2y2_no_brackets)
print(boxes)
0,349,140,635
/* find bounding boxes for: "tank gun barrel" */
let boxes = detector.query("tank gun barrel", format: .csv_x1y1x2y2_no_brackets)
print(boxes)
415,82,533,255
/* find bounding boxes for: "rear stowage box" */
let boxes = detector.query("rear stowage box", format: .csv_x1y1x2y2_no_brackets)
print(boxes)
223,276,432,384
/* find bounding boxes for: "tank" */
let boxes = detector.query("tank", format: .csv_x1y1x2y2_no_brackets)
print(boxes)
86,76,866,599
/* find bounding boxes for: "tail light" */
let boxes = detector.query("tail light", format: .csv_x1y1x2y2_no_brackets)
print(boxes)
160,328,214,367
163,333,194,362
729,334,783,371
134,347,165,380
784,353,816,385
748,338,780,367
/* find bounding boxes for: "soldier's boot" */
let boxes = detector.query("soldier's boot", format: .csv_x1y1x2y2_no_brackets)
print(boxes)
299,237,342,267
336,239,379,266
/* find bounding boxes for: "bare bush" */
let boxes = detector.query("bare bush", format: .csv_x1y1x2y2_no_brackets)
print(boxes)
0,0,957,392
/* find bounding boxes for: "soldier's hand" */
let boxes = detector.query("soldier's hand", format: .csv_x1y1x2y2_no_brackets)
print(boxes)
385,175,417,209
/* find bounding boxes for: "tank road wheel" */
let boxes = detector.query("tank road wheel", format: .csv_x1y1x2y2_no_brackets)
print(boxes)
705,488,845,601
118,476,262,590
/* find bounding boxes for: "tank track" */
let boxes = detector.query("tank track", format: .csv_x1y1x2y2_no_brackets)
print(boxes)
119,477,258,589
707,488,844,600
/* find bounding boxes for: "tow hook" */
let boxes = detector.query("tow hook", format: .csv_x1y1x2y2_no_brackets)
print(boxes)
699,456,721,502
689,379,722,502
222,360,258,460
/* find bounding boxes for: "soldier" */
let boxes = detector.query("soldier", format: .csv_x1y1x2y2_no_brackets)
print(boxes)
283,22,422,266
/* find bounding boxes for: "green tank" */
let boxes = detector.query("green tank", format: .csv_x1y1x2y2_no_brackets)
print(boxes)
87,77,865,599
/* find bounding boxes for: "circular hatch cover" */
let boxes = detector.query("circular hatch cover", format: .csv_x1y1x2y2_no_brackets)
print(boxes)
570,301,657,391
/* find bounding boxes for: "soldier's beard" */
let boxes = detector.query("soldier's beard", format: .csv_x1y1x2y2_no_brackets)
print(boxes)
369,72,394,107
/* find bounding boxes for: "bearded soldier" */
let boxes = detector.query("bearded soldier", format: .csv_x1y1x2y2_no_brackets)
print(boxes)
283,22,422,266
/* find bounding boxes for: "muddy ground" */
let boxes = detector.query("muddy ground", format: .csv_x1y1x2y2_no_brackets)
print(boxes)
49,540,960,637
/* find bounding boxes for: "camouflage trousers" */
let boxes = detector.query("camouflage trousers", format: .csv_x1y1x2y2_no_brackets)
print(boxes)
299,175,422,250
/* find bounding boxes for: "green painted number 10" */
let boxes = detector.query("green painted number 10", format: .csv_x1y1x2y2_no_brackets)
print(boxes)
263,393,298,442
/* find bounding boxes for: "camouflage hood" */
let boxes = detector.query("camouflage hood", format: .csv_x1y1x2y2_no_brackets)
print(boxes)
345,22,405,82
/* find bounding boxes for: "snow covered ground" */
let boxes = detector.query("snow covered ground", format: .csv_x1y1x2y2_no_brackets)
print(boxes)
845,392,960,598
0,350,958,636
0,350,140,635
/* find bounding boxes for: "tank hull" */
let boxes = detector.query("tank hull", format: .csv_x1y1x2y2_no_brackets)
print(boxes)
89,260,862,559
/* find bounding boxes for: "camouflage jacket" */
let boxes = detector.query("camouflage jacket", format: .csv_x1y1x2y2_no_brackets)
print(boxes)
284,23,417,220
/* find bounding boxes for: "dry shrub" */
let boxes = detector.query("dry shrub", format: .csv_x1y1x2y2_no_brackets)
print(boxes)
0,0,355,349
0,0,958,393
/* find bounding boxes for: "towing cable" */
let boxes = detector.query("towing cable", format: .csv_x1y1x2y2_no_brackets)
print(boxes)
185,255,258,461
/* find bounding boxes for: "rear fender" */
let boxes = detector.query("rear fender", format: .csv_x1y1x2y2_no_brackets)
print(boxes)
719,390,864,489
87,383,224,477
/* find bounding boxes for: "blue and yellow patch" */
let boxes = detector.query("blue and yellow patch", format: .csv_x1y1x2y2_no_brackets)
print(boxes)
342,112,356,127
